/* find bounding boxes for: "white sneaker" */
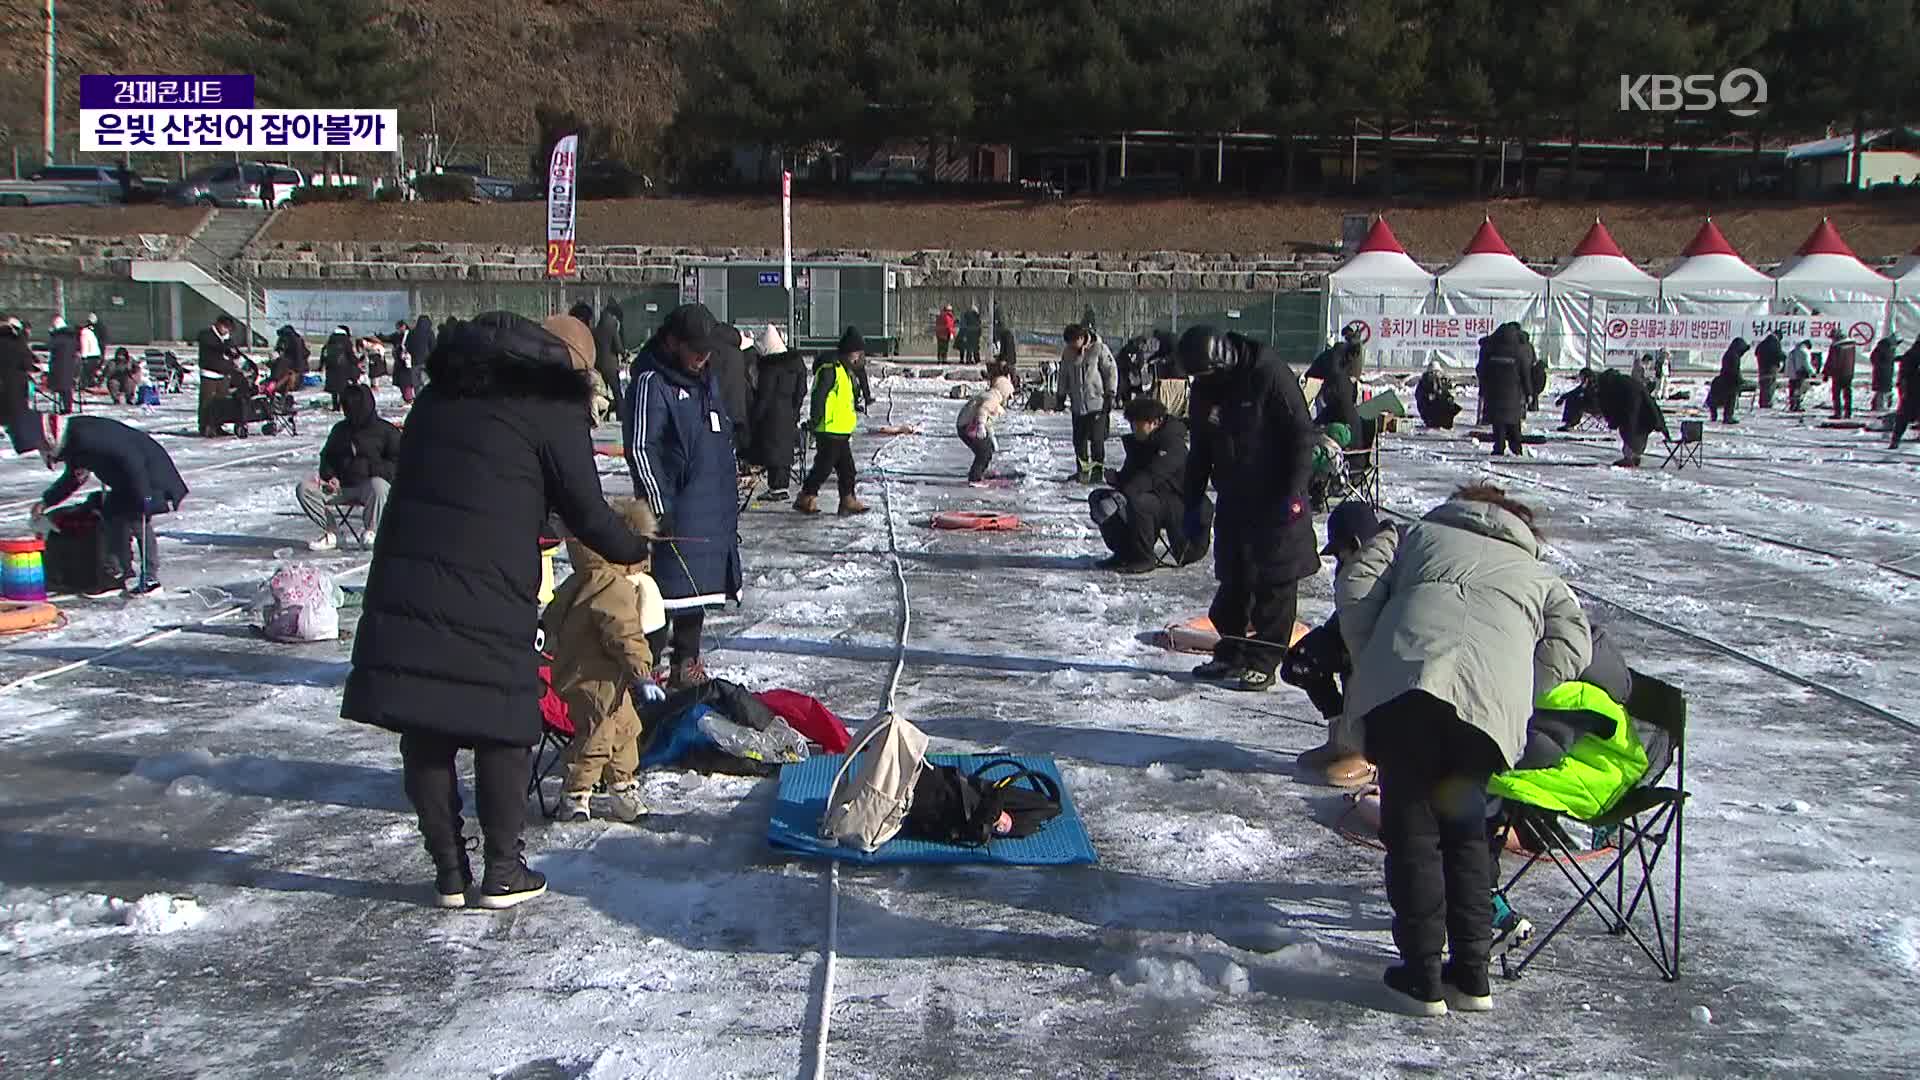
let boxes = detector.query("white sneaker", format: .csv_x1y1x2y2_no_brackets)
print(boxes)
607,781,648,823
560,791,592,822
308,533,338,552
359,530,377,551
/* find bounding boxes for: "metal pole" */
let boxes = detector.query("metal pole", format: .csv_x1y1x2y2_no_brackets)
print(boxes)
43,0,56,165
1119,133,1128,179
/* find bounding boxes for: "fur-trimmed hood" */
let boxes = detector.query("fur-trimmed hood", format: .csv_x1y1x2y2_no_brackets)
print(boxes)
425,311,591,402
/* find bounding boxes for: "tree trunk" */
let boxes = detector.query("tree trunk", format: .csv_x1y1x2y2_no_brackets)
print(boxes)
1380,113,1395,197
1567,116,1582,200
1851,114,1865,195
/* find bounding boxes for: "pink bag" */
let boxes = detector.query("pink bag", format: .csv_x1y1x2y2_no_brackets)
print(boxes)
754,689,852,753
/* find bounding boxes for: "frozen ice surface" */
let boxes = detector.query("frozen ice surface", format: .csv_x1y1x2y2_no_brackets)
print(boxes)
0,375,1915,1076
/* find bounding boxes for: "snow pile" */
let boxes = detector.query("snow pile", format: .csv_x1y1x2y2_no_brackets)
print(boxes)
116,894,208,935
1110,953,1250,1001
0,890,208,956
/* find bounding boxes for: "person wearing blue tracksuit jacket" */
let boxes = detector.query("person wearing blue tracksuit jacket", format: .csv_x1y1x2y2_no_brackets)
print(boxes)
623,303,743,689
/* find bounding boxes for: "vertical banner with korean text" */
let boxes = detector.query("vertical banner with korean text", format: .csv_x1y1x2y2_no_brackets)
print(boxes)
546,134,579,279
782,169,795,341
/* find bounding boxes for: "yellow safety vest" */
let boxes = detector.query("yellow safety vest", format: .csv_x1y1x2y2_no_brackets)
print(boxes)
817,363,857,435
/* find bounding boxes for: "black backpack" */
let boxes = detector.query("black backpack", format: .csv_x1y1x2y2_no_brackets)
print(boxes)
905,759,1063,846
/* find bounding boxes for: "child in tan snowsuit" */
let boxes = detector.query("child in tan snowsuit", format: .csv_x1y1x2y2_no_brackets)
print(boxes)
543,497,668,822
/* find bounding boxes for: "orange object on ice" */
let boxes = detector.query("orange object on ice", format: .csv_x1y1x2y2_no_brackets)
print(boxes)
930,510,1021,531
1161,615,1310,655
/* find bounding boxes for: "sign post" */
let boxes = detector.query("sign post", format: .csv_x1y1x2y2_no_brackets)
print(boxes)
546,134,579,282
782,169,795,347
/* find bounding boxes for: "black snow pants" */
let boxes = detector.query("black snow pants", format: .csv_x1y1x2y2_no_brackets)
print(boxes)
1366,692,1506,974
1489,422,1524,455
801,433,857,498
1207,574,1299,676
401,732,529,871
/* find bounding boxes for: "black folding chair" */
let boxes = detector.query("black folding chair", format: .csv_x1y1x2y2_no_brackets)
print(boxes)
1661,420,1705,470
1494,670,1688,981
322,499,370,547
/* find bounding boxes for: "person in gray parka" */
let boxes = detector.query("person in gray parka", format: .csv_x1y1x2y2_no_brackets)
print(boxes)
1058,323,1119,483
1336,482,1592,1017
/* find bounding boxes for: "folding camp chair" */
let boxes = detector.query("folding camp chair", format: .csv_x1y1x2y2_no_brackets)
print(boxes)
322,499,370,547
526,658,577,819
1661,420,1705,470
1494,670,1688,982
1327,443,1383,508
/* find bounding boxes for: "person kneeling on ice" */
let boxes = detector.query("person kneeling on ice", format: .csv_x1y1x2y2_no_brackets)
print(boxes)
297,384,400,551
20,413,186,597
1176,325,1318,694
1283,501,1387,787
1336,483,1591,1016
956,374,1014,483
1089,397,1210,574
545,496,671,823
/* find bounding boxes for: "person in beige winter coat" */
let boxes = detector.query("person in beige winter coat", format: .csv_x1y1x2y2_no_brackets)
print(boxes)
956,375,1014,483
1058,324,1118,483
1336,483,1592,1016
543,497,669,823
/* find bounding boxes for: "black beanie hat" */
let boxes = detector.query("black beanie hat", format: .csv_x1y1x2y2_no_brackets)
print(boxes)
838,326,866,354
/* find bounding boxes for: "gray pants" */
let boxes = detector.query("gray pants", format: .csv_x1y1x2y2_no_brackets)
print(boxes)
297,477,390,536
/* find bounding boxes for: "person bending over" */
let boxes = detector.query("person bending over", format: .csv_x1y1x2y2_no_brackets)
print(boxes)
1337,483,1591,1016
21,412,186,597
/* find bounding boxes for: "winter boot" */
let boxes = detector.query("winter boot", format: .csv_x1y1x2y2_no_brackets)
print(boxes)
308,532,339,552
1087,463,1105,485
477,858,547,910
669,658,710,691
1191,657,1236,681
607,781,648,823
1383,962,1447,1018
837,495,871,516
431,847,474,909
794,493,821,515
758,488,790,505
559,790,592,823
1441,961,1493,1012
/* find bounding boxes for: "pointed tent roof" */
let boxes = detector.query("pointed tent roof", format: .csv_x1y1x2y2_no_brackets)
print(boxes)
1552,218,1656,298
1438,216,1544,292
1774,218,1894,299
1571,219,1627,259
1329,216,1434,295
1660,218,1774,299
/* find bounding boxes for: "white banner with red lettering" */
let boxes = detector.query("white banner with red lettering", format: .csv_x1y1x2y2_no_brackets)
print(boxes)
1339,312,1502,352
1602,313,1874,353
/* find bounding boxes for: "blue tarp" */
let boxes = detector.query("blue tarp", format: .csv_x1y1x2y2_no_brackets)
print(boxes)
767,753,1098,866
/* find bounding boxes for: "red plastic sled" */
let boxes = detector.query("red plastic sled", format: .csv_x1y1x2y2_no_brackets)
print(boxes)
754,689,852,753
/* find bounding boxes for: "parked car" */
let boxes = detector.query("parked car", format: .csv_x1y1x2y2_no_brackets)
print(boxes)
166,162,306,208
0,165,159,207
440,164,517,201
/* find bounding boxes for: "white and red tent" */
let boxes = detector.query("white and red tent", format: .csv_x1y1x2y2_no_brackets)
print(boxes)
1432,218,1548,364
1772,219,1895,345
1547,219,1658,369
1325,217,1435,352
1658,220,1775,365
1891,241,1920,344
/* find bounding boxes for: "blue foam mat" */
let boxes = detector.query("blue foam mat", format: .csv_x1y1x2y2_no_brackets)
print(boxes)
767,753,1098,866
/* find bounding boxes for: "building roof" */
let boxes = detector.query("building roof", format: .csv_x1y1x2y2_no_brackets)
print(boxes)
1785,128,1920,162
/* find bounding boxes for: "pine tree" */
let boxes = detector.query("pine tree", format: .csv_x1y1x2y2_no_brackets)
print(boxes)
223,0,418,109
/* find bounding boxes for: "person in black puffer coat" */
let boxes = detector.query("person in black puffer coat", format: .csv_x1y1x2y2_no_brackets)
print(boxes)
342,312,652,912
1589,368,1667,467
320,326,358,411
748,325,807,502
397,315,432,404
1823,331,1858,420
0,317,33,450
23,412,187,594
1314,342,1363,443
1869,335,1898,412
1707,337,1750,423
594,303,626,426
1476,323,1531,455
1175,326,1318,693
47,319,80,415
1891,339,1920,449
1755,332,1785,409
1519,330,1545,413
295,383,401,549
1089,397,1210,573
708,323,754,463
1414,363,1461,429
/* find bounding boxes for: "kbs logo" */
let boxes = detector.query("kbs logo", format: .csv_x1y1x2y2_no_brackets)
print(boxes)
1619,69,1767,117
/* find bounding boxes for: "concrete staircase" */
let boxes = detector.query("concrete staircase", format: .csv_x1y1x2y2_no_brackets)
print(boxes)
132,208,274,343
